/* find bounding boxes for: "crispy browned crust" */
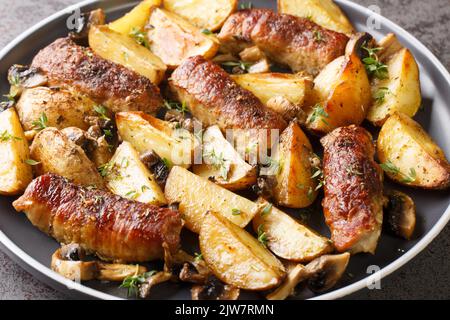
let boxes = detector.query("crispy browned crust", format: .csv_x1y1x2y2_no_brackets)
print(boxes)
13,174,182,263
321,126,384,254
218,9,349,75
31,38,163,114
169,55,287,131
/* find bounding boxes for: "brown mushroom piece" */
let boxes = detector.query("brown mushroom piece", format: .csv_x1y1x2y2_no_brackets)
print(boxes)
138,271,173,299
384,190,416,240
7,64,48,96
191,276,240,300
69,8,106,45
140,150,170,187
266,253,350,300
51,244,147,282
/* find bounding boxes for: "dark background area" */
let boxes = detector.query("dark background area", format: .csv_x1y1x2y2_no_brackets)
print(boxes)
0,0,448,299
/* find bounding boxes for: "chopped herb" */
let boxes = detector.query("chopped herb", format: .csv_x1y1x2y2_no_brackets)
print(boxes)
31,112,48,131
306,15,313,20
201,29,212,35
257,224,268,247
194,252,203,262
103,129,113,138
240,2,253,9
93,105,110,121
120,270,156,297
232,208,241,216
260,203,272,217
373,87,391,105
362,44,389,79
311,166,325,191
380,160,400,175
141,185,151,193
204,148,228,180
401,168,417,184
307,187,315,201
25,159,40,166
98,161,114,177
162,157,172,168
129,27,150,49
307,103,329,125
125,190,139,200
313,30,323,42
0,130,21,142
221,60,253,72
163,100,189,114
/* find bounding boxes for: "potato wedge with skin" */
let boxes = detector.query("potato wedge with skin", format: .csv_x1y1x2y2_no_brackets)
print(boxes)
270,122,318,208
193,125,256,191
231,73,313,121
0,108,33,195
165,166,261,233
109,0,162,35
163,0,237,32
89,26,166,85
30,127,104,188
104,141,167,206
200,211,285,290
15,87,97,132
147,8,219,68
278,0,354,34
306,51,371,134
367,46,421,125
253,198,333,262
377,112,450,189
116,112,194,168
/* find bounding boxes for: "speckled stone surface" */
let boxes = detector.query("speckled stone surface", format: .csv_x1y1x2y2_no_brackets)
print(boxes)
0,0,449,300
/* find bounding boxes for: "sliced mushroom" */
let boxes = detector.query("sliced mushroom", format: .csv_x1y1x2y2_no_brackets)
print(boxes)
138,271,173,299
384,190,416,240
140,150,170,187
305,252,350,293
345,32,375,60
191,276,240,300
266,263,309,300
7,64,47,97
51,245,147,282
69,8,106,45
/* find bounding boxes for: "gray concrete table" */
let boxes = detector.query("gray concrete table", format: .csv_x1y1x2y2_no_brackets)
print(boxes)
0,0,449,300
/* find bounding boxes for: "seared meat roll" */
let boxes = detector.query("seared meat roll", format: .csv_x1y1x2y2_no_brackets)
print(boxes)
31,38,163,114
169,55,287,132
13,174,182,263
321,126,384,254
218,9,349,75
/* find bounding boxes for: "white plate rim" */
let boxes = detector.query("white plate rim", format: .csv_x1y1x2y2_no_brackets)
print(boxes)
0,0,448,300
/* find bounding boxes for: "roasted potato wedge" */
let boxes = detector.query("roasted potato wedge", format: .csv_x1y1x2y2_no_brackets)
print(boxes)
193,125,256,191
104,141,167,206
306,50,371,134
15,87,97,132
367,35,421,126
270,122,318,208
163,0,237,32
0,108,33,195
109,0,162,35
147,8,219,68
89,26,167,85
377,112,450,189
30,127,104,188
231,73,313,121
165,166,261,233
278,0,354,34
116,112,195,168
253,198,332,262
200,211,285,290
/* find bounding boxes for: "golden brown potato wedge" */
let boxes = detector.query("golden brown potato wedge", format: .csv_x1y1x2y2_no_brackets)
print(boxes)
116,112,195,168
104,141,167,205
30,127,104,188
269,122,318,208
231,73,313,121
306,50,371,134
147,8,219,68
165,166,261,233
278,0,354,34
193,125,256,191
367,34,421,126
0,108,33,195
253,198,333,262
377,112,450,189
109,0,162,35
89,26,167,85
200,211,285,290
163,0,238,32
15,87,97,132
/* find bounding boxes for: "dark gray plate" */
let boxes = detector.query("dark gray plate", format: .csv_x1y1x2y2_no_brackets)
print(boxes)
0,0,449,300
